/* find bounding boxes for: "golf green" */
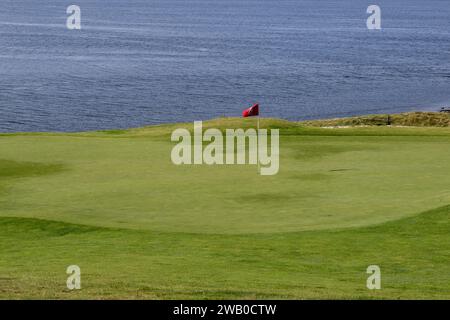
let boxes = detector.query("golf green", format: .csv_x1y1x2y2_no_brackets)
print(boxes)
0,119,449,299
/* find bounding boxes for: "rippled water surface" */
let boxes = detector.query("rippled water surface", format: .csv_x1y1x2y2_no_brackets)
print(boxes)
1,0,449,132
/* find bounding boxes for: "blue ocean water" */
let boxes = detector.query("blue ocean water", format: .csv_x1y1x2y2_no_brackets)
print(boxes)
0,0,449,132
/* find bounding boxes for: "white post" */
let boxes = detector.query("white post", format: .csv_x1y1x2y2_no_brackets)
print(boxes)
257,114,260,174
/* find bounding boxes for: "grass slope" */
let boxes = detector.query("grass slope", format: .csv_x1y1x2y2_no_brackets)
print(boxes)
0,116,449,299
0,205,449,299
301,111,450,127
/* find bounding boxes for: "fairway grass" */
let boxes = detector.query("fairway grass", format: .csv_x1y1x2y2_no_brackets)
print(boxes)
0,118,449,299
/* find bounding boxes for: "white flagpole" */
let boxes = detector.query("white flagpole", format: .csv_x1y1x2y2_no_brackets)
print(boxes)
257,108,260,174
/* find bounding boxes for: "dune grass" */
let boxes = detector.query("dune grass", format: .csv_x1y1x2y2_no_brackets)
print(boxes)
301,111,450,127
0,117,449,299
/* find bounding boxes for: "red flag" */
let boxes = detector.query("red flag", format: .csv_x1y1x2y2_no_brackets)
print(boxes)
242,103,259,117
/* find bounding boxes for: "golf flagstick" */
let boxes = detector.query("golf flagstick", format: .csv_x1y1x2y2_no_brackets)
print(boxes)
242,103,260,174
257,110,260,174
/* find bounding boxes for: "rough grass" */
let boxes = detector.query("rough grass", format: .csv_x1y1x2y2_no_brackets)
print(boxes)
301,112,450,127
0,116,449,299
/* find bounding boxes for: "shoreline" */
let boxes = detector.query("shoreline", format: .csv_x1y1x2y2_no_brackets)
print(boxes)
0,111,449,135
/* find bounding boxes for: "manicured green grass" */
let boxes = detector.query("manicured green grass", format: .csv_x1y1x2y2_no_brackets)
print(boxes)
0,118,449,299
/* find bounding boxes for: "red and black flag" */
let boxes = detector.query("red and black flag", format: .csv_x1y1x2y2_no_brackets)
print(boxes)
242,103,259,117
